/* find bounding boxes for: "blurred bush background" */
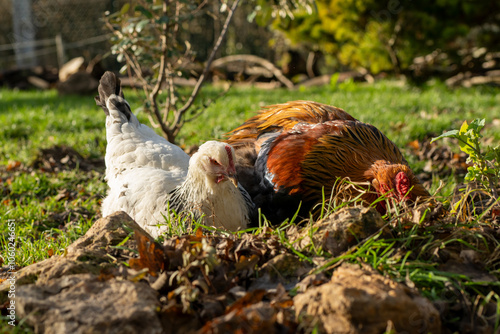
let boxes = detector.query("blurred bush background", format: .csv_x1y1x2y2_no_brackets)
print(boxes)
0,0,498,88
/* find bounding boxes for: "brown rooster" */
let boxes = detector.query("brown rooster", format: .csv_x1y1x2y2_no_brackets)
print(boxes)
226,100,430,222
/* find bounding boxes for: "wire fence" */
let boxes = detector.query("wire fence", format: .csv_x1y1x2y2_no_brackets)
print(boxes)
0,0,277,75
0,0,124,70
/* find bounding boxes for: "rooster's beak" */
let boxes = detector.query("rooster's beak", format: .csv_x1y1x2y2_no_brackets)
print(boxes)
228,174,238,188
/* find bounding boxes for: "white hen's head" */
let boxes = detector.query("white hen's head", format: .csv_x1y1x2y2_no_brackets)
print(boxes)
189,141,238,187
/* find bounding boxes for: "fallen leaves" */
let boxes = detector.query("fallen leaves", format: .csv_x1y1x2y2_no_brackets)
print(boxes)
6,160,22,171
31,145,104,172
225,289,267,314
407,137,469,181
129,229,168,276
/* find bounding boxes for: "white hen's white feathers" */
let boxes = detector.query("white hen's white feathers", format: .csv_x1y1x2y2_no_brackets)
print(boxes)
98,75,252,238
104,96,189,175
170,142,251,232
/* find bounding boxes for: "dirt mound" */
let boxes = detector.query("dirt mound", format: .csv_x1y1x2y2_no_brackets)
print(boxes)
0,209,448,334
31,145,104,172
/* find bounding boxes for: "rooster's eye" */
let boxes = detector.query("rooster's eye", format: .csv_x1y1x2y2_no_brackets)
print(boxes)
209,158,221,166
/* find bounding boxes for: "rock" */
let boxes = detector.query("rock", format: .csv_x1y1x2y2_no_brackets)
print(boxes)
199,290,297,334
0,212,164,334
1,212,142,288
17,274,161,334
294,264,441,334
57,71,99,95
289,207,390,256
59,57,85,82
260,253,311,279
251,253,313,291
27,75,51,89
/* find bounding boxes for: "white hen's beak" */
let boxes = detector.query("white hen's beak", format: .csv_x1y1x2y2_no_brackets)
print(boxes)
228,174,238,187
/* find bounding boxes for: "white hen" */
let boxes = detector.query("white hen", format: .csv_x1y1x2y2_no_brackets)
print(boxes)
95,71,254,238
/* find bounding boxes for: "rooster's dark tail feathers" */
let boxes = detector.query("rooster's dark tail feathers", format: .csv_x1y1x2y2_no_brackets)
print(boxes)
95,71,130,120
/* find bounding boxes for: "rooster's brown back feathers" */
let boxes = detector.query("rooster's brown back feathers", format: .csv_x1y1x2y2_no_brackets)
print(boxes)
226,100,430,222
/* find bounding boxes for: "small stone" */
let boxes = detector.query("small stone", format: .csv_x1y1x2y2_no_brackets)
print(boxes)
289,207,390,256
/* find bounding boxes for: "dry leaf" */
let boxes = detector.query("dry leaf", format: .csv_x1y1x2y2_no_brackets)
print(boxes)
6,160,21,171
234,254,260,272
97,271,115,282
225,289,266,314
196,227,203,238
129,229,168,277
407,140,420,150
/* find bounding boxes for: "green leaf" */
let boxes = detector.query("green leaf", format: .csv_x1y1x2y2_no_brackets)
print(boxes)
247,11,257,22
135,19,150,33
464,172,474,181
156,16,170,24
255,6,272,26
430,130,459,143
458,135,475,156
470,118,485,132
329,73,340,89
135,5,153,19
125,22,136,34
459,120,469,135
120,3,130,15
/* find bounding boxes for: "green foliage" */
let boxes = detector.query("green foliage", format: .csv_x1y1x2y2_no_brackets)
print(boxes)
106,1,195,80
104,0,223,142
432,119,500,198
269,0,500,74
104,0,316,142
250,0,315,25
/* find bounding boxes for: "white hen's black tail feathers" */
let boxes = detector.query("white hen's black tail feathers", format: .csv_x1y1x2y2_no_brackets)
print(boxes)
95,71,131,121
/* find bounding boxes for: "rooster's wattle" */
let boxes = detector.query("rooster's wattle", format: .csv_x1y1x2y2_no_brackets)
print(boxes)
95,71,254,237
226,100,430,222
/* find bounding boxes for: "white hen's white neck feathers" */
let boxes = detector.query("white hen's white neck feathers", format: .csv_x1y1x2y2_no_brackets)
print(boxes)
170,142,250,231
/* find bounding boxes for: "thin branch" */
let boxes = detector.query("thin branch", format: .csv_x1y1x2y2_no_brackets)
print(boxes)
211,54,295,88
163,1,181,124
164,75,175,124
105,19,149,92
122,53,152,124
148,0,173,140
124,52,149,96
177,0,241,116
306,51,315,78
147,114,161,129
150,0,169,101
387,16,403,75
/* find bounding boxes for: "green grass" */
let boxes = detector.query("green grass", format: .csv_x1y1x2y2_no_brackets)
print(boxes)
1,80,499,267
1,80,498,164
1,169,105,266
0,80,499,331
189,80,500,148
